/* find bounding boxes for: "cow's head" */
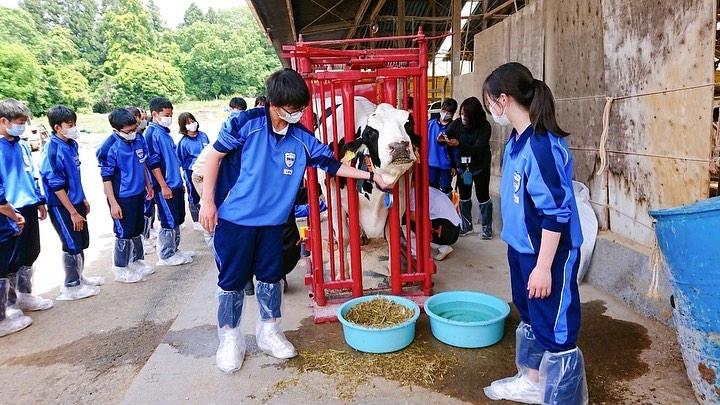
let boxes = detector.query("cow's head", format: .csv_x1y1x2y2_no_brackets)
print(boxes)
352,103,416,185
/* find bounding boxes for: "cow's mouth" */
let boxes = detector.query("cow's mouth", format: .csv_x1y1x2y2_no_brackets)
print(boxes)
388,141,414,165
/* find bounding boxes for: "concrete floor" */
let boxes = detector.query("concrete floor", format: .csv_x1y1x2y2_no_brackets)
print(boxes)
0,138,697,404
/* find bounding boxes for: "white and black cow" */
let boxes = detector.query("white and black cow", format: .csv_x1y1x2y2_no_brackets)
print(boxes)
316,97,418,278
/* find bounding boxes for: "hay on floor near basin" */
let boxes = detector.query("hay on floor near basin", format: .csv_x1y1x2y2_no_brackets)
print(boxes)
293,344,458,400
344,298,414,328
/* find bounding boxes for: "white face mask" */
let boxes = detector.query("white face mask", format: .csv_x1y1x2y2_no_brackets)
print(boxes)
117,130,137,141
490,101,510,127
64,126,79,140
279,109,303,124
157,116,172,128
440,112,450,122
186,122,198,132
138,119,148,130
7,123,25,137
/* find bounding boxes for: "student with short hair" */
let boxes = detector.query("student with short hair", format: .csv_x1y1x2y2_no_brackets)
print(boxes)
428,98,458,194
0,167,30,336
0,98,54,314
127,106,157,254
177,112,210,230
144,97,193,266
254,96,266,107
41,105,104,300
229,97,247,115
96,108,156,283
200,68,392,373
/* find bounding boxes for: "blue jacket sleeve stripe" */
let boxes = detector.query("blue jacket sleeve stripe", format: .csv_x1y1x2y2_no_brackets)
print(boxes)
527,135,573,229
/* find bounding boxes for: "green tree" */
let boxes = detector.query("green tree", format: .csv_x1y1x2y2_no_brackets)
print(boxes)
0,7,41,48
206,7,218,24
100,0,157,74
182,2,204,27
0,44,41,108
19,0,100,64
146,0,164,33
111,53,185,107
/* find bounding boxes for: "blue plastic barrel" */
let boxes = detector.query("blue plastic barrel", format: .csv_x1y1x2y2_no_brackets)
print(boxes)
650,197,720,404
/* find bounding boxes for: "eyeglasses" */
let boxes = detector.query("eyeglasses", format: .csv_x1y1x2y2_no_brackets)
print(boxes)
281,105,307,115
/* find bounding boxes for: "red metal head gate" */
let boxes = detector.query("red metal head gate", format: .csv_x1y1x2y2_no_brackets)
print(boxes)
284,29,436,321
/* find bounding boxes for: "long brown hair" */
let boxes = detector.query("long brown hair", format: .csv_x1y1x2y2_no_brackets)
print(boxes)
178,112,198,135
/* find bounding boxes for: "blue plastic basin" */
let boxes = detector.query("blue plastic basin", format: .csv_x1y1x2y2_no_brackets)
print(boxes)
337,295,420,353
424,291,510,348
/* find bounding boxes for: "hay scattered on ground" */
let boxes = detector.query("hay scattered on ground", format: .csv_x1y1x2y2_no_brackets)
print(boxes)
292,343,458,401
345,298,414,328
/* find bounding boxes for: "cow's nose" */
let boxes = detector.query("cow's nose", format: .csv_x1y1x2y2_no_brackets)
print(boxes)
388,141,409,152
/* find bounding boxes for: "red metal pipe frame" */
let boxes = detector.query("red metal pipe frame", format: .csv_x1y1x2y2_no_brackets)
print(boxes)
341,81,364,298
317,80,337,283
292,28,433,306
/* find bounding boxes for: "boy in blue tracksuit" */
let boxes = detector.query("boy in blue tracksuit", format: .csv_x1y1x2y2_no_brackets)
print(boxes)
0,171,31,337
482,63,588,405
176,112,209,230
97,109,156,283
427,98,457,194
0,98,54,315
200,69,391,373
127,106,157,254
144,97,193,266
41,105,104,301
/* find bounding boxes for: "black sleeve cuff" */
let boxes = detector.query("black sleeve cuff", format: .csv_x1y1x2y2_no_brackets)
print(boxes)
147,162,161,170
102,175,114,182
0,198,7,205
49,185,65,192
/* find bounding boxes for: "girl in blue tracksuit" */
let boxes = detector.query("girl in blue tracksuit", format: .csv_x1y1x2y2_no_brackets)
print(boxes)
176,112,209,230
481,63,588,405
199,68,392,374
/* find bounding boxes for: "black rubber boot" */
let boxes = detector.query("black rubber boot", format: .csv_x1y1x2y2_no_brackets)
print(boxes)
479,200,493,240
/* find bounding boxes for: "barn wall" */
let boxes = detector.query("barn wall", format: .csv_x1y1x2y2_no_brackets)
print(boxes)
453,0,715,322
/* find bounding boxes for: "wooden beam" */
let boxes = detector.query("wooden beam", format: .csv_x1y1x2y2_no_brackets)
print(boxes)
345,0,372,40
484,0,514,20
286,0,297,41
301,21,353,35
397,0,406,47
481,0,488,30
451,0,461,83
368,0,387,27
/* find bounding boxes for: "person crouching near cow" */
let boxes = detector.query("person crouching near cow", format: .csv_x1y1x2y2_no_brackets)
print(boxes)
176,112,209,232
96,109,156,283
200,68,392,373
403,185,461,263
41,106,104,301
481,62,588,404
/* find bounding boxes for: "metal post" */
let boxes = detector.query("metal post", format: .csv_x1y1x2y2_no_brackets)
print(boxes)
341,81,364,297
451,0,462,91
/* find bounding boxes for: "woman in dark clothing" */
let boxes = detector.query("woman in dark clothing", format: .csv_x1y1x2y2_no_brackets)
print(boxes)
446,97,493,239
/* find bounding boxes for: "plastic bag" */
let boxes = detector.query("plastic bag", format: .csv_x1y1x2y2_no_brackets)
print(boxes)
573,181,598,283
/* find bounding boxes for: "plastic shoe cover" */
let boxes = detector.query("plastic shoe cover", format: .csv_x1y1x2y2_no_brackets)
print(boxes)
130,260,155,277
82,275,106,286
177,250,196,259
256,319,297,359
539,348,589,405
17,293,54,311
516,322,545,373
192,222,204,232
216,326,246,373
57,284,99,301
143,238,156,254
5,306,24,320
113,266,144,283
484,374,543,404
0,315,32,337
434,245,454,261
157,253,192,266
